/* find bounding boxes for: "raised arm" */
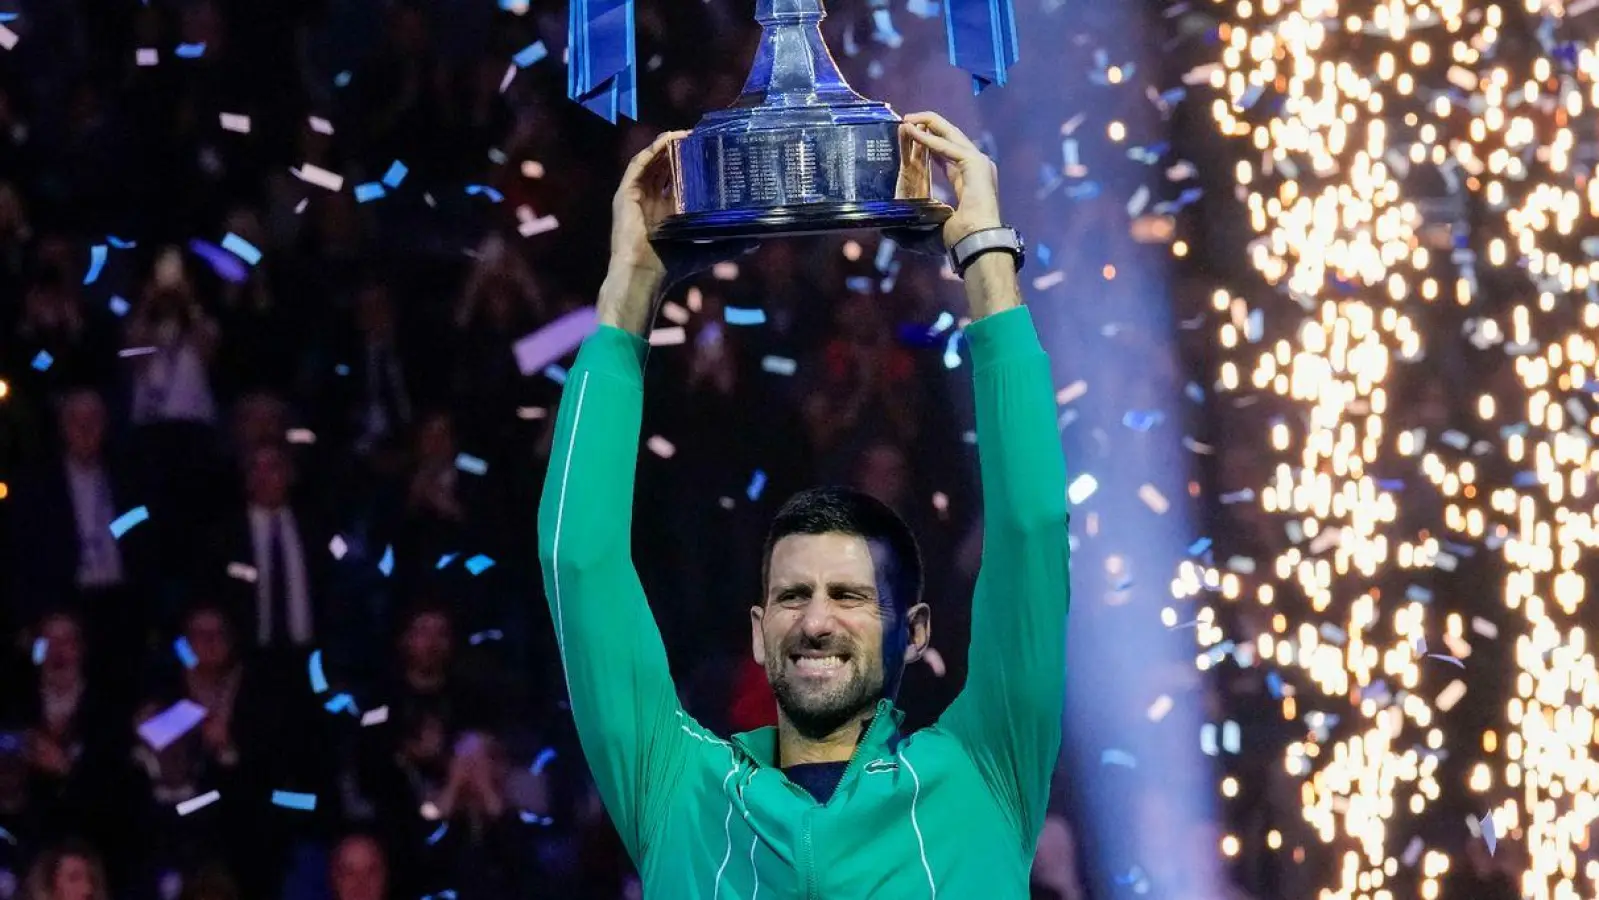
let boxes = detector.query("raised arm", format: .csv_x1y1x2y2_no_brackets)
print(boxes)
904,113,1071,849
536,132,760,864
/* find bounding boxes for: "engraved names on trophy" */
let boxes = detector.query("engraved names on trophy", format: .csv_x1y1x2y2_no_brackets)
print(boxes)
782,140,818,202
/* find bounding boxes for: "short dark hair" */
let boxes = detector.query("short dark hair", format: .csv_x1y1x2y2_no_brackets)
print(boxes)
759,487,923,612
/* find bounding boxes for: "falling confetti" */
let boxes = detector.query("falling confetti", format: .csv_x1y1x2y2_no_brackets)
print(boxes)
109,506,149,539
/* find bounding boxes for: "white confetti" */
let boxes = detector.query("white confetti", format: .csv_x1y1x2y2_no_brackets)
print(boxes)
177,790,221,816
293,163,344,192
219,113,251,134
647,436,676,459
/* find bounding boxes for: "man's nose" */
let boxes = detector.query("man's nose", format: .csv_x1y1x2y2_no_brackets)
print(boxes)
798,597,839,637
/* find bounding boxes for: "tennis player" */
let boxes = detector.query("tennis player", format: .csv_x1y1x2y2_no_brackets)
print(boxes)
538,111,1070,897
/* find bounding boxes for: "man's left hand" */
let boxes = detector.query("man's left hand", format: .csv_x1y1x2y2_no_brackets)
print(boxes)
899,112,1003,250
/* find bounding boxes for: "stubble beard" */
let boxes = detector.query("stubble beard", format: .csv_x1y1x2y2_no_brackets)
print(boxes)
767,653,883,741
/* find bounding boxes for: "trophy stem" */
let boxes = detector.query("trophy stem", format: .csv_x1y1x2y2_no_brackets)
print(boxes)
731,0,872,113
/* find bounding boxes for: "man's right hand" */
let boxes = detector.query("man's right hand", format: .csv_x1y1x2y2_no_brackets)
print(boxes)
601,130,758,335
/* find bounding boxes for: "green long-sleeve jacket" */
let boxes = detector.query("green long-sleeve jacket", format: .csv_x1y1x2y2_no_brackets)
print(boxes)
536,304,1070,898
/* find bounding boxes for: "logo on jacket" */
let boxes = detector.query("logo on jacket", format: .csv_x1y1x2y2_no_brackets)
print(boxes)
864,759,899,774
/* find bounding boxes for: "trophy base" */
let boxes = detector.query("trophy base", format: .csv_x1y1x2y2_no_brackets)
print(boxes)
652,199,951,242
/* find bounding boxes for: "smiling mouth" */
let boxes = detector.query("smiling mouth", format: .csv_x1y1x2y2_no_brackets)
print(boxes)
790,654,850,675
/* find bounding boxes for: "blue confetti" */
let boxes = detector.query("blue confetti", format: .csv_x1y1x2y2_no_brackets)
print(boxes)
31,350,53,372
1187,537,1212,556
270,790,317,811
1064,181,1101,200
454,453,488,475
378,545,394,577
175,42,206,58
174,637,198,669
1265,671,1284,698
1036,244,1052,267
324,692,357,715
517,811,554,826
746,469,768,501
1184,382,1205,403
543,364,567,384
513,40,547,68
465,184,504,203
469,629,504,645
84,245,107,284
334,71,352,87
0,13,16,22
334,364,351,376
426,822,449,845
220,233,262,266
308,650,328,693
106,235,137,249
354,182,386,203
1100,748,1138,768
110,506,150,539
436,553,459,569
724,306,766,326
845,276,874,294
0,824,15,844
531,747,557,775
381,161,408,189
1122,409,1164,432
465,554,495,576
942,332,962,369
31,638,47,666
109,295,131,317
1376,479,1405,491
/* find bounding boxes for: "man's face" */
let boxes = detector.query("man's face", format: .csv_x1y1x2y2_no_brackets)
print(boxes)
401,612,452,674
331,837,387,900
751,533,890,738
40,615,83,675
246,447,291,508
185,610,233,670
52,856,95,900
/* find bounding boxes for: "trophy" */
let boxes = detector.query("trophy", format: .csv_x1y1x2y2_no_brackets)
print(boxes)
650,0,953,242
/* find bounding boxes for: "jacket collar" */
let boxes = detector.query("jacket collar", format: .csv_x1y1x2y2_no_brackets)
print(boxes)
730,698,906,770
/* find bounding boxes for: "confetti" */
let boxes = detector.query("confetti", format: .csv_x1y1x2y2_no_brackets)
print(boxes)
270,791,317,811
308,116,334,135
513,40,547,68
308,650,328,693
465,184,504,203
136,48,159,66
1480,813,1497,856
378,545,394,577
354,182,385,203
647,326,685,346
84,244,107,284
531,747,558,775
746,470,768,502
293,164,344,192
381,160,408,188
324,693,357,715
437,553,459,569
360,706,389,726
469,630,503,645
761,356,797,376
427,823,449,845
220,233,261,266
454,453,488,476
724,306,766,326
1137,484,1169,514
31,350,53,371
517,213,560,237
138,700,208,751
175,42,206,58
1146,694,1173,722
110,296,131,316
31,638,46,666
174,637,198,669
647,436,676,458
1122,409,1163,432
109,506,149,539
219,113,251,133
513,307,598,376
1100,748,1138,768
227,562,259,583
465,554,495,576
176,790,221,816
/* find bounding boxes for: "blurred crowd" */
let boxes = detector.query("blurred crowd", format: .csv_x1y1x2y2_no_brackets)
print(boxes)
0,1,1098,899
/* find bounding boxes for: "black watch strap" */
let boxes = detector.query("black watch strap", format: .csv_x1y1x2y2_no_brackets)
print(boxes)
949,226,1026,277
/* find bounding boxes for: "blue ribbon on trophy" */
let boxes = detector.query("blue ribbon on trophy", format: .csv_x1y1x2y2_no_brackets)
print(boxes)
566,0,1018,119
567,0,637,123
944,0,1020,93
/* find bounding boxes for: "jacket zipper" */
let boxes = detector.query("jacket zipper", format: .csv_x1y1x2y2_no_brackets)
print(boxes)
803,702,891,899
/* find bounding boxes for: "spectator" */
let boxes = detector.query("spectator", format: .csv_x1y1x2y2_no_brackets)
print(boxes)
419,732,534,900
23,841,108,900
125,248,221,430
203,444,330,655
328,834,389,900
8,388,156,680
400,412,473,565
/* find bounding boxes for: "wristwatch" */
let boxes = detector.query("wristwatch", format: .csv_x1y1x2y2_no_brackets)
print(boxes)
949,225,1026,278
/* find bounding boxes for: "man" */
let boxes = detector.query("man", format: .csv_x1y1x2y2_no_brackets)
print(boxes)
538,112,1069,896
9,389,156,697
203,442,333,658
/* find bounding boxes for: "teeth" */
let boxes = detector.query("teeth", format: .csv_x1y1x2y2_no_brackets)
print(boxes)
794,656,845,671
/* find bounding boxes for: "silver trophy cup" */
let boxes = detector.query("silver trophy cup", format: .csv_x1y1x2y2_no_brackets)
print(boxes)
651,0,953,241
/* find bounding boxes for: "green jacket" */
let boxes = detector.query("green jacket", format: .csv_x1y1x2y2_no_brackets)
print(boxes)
537,305,1070,898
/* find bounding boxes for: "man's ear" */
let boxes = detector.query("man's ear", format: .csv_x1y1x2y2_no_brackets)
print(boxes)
750,604,767,667
901,602,931,664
